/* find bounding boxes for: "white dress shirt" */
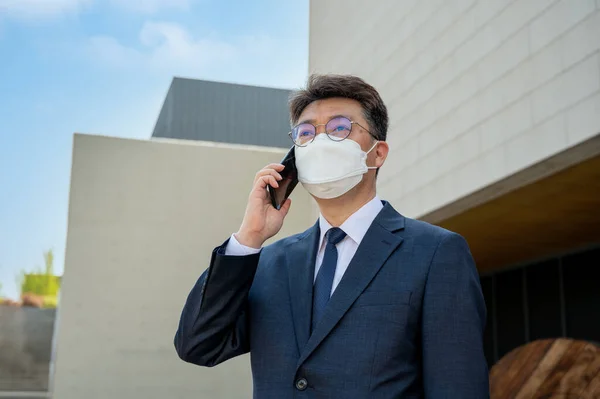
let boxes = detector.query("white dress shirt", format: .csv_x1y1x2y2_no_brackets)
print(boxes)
225,196,384,296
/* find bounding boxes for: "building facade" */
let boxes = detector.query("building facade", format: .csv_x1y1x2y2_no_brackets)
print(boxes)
152,78,293,149
309,0,600,366
52,136,314,399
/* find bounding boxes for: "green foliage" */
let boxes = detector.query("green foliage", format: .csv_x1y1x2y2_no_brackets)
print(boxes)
44,250,54,275
21,274,60,296
42,295,59,308
19,249,61,308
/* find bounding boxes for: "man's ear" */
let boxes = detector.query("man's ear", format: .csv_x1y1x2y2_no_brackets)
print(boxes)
375,141,389,169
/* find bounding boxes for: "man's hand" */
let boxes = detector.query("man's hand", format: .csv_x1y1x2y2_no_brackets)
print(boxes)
235,163,292,248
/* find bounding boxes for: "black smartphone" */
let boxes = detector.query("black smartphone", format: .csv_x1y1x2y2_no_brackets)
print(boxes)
268,146,298,210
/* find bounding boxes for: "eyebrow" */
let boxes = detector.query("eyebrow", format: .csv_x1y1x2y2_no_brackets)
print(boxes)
297,114,353,125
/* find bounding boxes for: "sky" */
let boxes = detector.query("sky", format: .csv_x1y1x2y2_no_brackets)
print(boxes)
0,0,309,300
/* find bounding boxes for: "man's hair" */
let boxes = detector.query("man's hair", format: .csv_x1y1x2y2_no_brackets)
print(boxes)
288,74,389,141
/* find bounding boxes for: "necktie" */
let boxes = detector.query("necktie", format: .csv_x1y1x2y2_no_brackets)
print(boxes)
312,227,347,332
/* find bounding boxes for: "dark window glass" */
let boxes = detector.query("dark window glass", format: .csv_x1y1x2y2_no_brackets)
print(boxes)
495,268,526,358
526,259,562,340
563,248,600,343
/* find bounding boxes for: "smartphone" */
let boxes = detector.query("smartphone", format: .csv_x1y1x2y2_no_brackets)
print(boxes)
268,146,298,210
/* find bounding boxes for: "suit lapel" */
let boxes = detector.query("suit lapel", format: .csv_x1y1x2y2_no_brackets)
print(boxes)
296,202,405,369
287,222,320,354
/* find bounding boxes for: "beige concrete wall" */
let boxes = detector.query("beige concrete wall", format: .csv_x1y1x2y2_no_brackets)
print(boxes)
51,134,314,399
310,0,600,217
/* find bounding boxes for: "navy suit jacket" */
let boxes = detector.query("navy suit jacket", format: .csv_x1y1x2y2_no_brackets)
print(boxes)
175,201,490,398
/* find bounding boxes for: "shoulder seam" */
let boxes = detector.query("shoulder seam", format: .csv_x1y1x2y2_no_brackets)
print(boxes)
422,231,453,288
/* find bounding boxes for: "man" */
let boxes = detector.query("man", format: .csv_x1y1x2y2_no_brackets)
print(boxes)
174,74,490,398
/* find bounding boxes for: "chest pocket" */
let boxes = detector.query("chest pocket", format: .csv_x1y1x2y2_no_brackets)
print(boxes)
350,290,412,327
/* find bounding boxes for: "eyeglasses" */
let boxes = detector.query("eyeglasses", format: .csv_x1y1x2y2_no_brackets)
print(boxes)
288,115,375,147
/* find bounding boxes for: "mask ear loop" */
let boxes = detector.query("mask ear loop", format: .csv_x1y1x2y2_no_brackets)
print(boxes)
366,141,379,170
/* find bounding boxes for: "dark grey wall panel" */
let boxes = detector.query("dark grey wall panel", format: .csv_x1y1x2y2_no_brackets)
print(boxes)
0,307,55,391
152,78,293,149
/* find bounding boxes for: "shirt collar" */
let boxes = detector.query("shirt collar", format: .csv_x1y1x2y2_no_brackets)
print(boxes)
318,196,384,247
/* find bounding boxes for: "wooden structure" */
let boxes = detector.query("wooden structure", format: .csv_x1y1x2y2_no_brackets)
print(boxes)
434,153,600,273
490,338,600,398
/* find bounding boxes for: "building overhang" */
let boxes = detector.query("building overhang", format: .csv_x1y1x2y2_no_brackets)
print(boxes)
421,134,600,274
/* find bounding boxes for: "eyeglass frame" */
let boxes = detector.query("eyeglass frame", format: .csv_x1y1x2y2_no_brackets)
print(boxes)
288,115,377,147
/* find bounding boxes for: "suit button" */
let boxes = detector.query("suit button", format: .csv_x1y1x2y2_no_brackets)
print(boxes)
295,378,308,391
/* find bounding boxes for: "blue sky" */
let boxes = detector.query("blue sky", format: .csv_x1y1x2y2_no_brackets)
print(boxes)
0,0,309,299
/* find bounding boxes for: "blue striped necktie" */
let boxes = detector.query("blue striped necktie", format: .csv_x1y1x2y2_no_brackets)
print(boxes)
312,227,347,332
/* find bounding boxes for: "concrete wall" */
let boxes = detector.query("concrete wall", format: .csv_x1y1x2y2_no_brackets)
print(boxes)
309,0,600,217
0,307,55,392
51,135,315,399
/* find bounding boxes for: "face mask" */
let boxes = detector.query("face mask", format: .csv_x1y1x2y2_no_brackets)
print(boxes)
295,134,378,199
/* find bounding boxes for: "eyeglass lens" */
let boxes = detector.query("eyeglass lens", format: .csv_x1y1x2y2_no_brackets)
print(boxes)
291,116,352,145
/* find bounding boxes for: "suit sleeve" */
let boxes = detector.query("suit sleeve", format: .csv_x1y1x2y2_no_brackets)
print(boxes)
174,240,260,367
422,232,490,399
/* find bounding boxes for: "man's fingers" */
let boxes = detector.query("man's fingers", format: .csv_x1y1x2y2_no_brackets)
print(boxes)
267,163,285,171
252,163,285,184
257,169,282,181
255,175,278,190
257,164,284,176
254,166,283,183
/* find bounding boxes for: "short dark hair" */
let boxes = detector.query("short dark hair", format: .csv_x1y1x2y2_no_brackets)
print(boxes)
288,74,389,141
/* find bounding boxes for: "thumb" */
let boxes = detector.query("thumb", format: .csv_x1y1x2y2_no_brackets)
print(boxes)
279,198,292,217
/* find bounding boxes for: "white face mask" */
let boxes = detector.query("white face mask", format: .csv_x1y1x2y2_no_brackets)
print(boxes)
295,134,378,199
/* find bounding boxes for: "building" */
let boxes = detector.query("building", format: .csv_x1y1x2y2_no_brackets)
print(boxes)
309,0,600,366
152,77,293,148
49,1,600,398
50,80,312,399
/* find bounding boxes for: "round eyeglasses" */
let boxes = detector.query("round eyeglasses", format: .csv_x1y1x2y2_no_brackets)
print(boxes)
288,116,374,146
